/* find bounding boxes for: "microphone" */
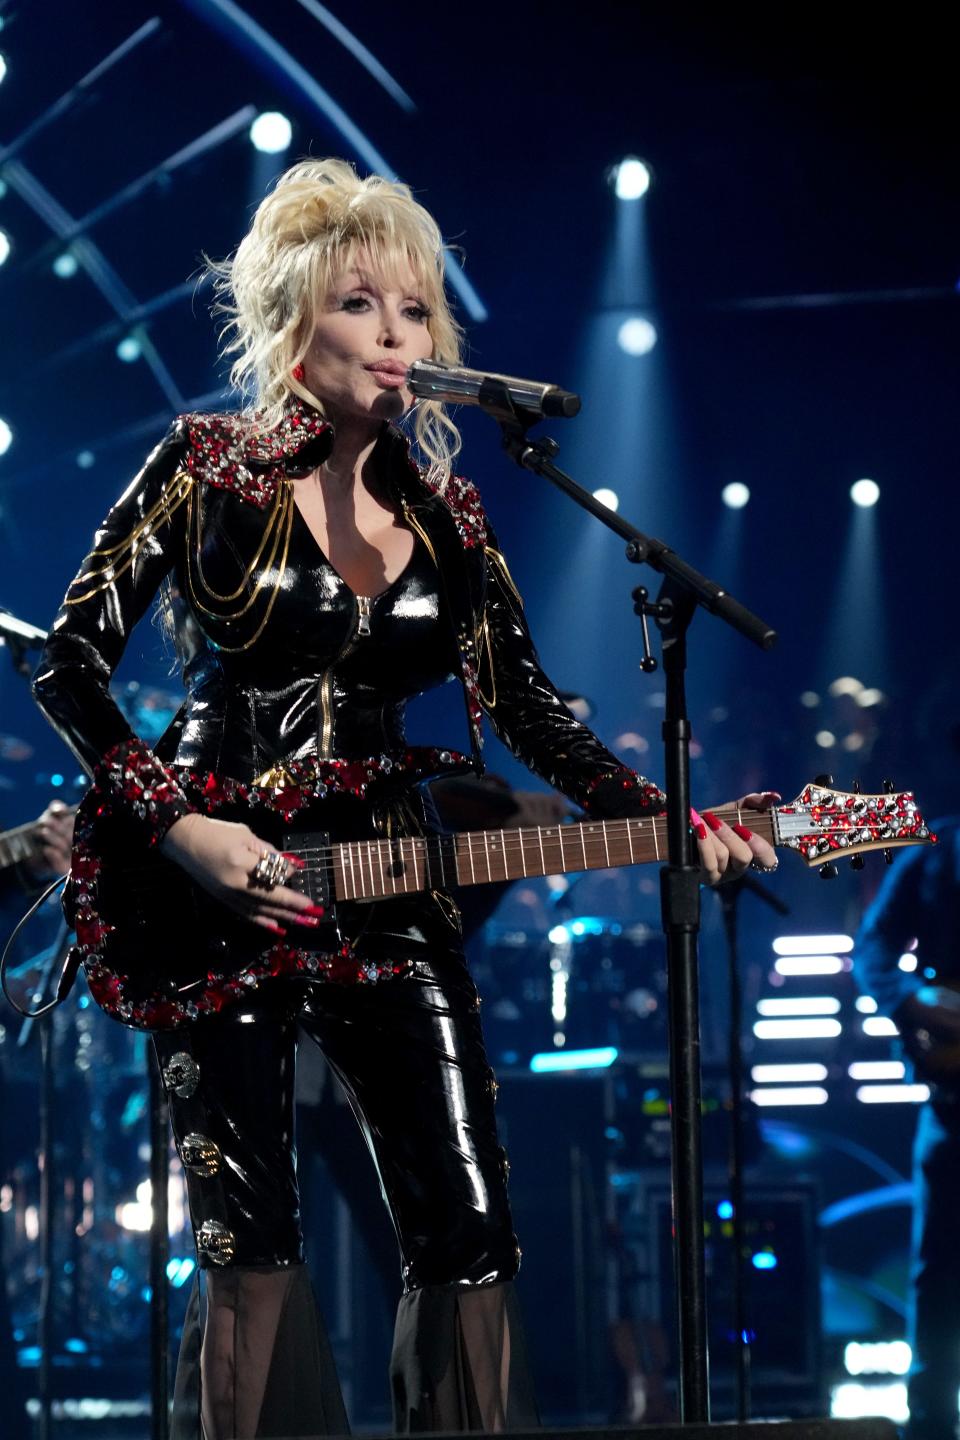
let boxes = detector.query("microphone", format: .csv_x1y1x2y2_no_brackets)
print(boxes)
406,359,581,420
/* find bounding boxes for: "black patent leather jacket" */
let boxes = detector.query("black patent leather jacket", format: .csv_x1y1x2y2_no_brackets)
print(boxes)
33,400,664,842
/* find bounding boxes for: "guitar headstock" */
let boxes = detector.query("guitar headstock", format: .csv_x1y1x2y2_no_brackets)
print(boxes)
775,782,935,868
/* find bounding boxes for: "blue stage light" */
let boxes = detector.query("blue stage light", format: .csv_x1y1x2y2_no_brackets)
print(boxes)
717,1200,734,1220
53,252,79,278
613,157,651,200
76,450,95,469
752,1250,778,1270
50,773,64,787
0,418,12,456
116,335,142,363
530,1046,618,1073
617,317,657,355
850,478,880,507
722,482,750,510
250,112,292,154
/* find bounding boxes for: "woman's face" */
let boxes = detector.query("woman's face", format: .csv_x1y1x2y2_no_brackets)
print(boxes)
302,254,435,427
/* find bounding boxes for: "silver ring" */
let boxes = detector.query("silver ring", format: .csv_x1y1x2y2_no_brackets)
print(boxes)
250,851,289,891
750,859,779,874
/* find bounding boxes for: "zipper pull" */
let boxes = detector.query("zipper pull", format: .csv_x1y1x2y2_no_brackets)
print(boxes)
357,595,372,637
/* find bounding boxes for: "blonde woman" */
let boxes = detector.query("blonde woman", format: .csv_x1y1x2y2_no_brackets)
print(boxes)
32,159,776,1438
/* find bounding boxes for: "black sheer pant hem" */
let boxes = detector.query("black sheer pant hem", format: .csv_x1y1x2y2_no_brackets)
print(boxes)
170,1263,349,1440
391,1279,539,1434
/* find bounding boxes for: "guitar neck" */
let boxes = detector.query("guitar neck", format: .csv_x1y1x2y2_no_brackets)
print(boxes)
332,806,773,902
0,821,40,873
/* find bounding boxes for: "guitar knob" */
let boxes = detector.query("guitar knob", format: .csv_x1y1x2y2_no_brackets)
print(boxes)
882,778,895,794
849,854,865,871
814,773,835,788
883,848,895,865
851,778,861,794
819,862,839,879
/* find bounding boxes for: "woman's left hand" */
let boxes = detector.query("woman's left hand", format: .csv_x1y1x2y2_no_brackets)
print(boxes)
691,791,780,886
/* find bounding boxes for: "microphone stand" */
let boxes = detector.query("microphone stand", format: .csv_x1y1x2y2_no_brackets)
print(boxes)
715,875,789,1422
484,386,777,1423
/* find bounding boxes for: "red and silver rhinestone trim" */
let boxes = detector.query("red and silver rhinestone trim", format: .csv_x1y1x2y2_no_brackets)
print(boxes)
181,402,333,509
95,738,195,846
582,769,667,817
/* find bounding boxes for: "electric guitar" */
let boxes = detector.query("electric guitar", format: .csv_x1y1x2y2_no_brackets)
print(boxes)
61,758,934,1030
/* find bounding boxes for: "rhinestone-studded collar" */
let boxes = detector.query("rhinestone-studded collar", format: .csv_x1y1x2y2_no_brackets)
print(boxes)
181,397,335,508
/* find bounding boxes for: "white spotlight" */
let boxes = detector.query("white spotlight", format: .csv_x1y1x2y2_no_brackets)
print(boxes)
722,482,750,509
0,229,10,267
53,252,79,278
0,418,12,456
250,112,292,154
76,451,95,469
0,53,7,86
116,335,142,363
815,730,836,748
618,317,657,356
851,478,880,507
593,488,619,511
613,157,651,200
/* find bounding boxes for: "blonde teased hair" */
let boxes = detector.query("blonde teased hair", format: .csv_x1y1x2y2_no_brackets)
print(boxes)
207,157,465,484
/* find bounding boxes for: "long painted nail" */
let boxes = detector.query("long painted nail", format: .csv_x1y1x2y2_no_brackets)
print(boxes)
282,853,306,869
703,811,723,833
264,922,287,936
690,807,707,841
303,903,326,917
293,914,321,927
733,823,754,841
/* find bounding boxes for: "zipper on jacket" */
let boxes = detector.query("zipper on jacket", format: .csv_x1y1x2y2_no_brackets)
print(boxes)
318,597,364,758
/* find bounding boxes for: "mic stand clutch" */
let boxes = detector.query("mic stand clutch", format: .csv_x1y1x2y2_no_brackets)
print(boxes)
487,385,777,1423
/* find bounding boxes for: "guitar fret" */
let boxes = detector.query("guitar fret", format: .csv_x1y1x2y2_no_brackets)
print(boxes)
651,820,658,861
580,827,588,869
482,830,491,883
627,823,635,864
602,823,610,868
376,839,386,899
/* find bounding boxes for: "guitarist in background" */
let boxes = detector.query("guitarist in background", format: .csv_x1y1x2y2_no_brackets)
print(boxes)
28,157,777,1439
0,798,74,1440
855,814,960,1440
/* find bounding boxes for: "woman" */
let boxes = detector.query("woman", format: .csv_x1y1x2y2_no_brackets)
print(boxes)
32,159,777,1438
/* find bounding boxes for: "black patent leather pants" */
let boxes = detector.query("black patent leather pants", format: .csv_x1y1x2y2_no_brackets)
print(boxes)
153,912,537,1438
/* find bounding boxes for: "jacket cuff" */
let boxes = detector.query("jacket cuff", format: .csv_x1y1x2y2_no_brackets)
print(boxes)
582,768,666,819
94,738,195,847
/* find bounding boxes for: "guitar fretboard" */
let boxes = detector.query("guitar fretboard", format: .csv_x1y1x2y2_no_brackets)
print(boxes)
332,806,772,902
0,822,39,873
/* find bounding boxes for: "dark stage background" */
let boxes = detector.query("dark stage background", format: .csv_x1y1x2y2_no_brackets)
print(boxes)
0,2,956,1431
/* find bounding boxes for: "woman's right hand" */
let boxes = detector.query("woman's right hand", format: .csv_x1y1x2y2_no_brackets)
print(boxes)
159,813,322,937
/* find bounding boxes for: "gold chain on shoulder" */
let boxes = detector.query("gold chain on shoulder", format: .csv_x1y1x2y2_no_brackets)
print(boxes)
184,482,289,622
483,545,523,605
189,480,287,604
65,472,194,604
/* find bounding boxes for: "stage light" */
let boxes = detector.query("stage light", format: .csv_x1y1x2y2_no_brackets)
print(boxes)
0,418,12,456
613,157,651,200
530,1046,618,1073
774,955,846,976
800,690,820,708
862,1017,898,1037
722,482,750,509
815,729,836,748
831,1381,907,1422
592,487,619,511
751,1064,828,1083
829,675,863,697
845,1340,911,1377
0,53,7,85
250,111,293,153
899,952,918,972
856,1084,929,1104
750,1087,829,1106
717,1200,734,1219
851,477,880,507
856,687,885,707
0,178,6,198
757,997,840,1017
848,1061,905,1081
855,996,878,1013
116,335,141,363
753,1018,842,1040
76,450,95,469
617,316,658,355
751,1250,778,1268
53,252,79,278
774,934,854,955
0,229,10,267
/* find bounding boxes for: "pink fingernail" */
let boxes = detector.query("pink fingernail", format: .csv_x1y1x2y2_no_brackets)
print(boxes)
690,808,708,841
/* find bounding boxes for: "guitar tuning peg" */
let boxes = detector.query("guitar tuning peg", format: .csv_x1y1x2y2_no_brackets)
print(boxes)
819,862,839,879
883,848,895,865
851,779,861,794
850,854,865,871
814,773,835,788
882,779,895,794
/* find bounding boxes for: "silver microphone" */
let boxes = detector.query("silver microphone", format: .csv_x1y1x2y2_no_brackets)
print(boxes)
406,359,581,419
